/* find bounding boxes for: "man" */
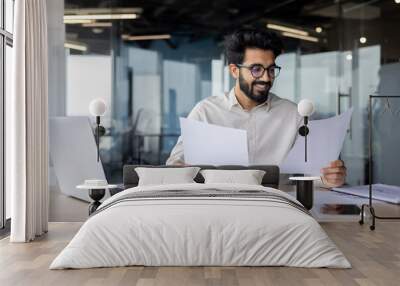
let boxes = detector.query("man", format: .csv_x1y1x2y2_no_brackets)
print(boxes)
166,28,346,188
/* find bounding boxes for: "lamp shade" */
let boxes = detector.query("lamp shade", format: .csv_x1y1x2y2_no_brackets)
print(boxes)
89,98,107,116
297,99,315,117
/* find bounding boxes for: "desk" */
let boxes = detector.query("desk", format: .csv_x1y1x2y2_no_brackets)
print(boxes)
281,184,360,221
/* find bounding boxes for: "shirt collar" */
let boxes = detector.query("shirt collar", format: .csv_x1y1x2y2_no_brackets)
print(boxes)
227,88,272,112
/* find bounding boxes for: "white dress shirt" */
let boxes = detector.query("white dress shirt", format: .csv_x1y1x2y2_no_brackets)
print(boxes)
166,88,303,166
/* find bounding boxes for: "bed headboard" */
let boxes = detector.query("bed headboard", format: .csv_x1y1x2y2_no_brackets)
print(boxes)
123,165,280,189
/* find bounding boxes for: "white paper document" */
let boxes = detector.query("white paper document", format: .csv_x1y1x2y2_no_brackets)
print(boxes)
280,108,353,175
180,117,249,165
332,184,400,204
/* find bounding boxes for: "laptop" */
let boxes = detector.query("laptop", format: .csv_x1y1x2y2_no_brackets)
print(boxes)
49,117,108,202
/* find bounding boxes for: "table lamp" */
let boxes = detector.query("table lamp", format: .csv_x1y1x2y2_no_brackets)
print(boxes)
297,99,315,162
290,99,317,210
89,98,107,162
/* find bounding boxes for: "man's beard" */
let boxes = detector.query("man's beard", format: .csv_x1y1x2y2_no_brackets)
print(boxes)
238,71,271,104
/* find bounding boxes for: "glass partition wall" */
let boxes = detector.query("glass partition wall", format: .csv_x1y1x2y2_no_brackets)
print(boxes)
59,0,400,188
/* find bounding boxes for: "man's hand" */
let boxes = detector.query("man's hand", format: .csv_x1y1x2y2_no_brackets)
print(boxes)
321,160,347,188
171,161,188,166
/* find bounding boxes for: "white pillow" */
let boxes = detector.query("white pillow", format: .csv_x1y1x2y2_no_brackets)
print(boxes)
200,169,266,185
135,167,201,186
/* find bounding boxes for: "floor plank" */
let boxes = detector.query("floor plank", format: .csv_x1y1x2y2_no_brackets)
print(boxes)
1,221,399,286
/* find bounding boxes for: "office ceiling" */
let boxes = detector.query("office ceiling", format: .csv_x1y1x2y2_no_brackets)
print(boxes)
139,0,308,39
64,0,336,39
64,0,400,55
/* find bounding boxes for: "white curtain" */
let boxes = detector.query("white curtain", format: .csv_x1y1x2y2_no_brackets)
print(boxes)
9,0,49,242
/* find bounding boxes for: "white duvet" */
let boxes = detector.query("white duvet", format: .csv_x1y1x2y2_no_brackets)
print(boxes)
50,183,351,269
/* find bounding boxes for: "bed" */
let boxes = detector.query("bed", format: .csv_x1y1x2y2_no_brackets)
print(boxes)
50,165,350,269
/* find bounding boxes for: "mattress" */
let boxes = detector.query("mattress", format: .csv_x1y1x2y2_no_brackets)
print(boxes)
50,183,350,269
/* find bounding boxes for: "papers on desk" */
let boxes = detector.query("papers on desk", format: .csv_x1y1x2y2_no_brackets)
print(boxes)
280,108,353,175
332,184,400,204
179,117,249,165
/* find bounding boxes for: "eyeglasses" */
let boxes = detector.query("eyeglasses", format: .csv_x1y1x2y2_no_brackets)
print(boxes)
236,63,281,79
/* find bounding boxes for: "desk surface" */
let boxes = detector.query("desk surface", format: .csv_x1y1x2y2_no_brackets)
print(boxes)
280,184,400,221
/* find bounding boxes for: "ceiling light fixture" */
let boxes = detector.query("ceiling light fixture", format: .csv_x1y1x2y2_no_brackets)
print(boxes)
65,8,142,15
360,36,367,44
122,34,172,41
64,42,88,52
267,23,309,36
281,32,319,42
395,0,400,4
82,22,112,27
64,19,95,24
92,28,104,34
64,13,137,21
315,27,323,33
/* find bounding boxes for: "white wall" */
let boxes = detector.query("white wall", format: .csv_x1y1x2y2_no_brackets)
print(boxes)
46,0,66,203
47,0,66,116
66,55,112,119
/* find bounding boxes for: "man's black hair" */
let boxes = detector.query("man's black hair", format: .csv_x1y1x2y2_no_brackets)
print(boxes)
224,28,284,64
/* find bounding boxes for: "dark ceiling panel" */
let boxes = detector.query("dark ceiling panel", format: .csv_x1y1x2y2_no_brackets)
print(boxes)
64,0,335,38
65,0,399,56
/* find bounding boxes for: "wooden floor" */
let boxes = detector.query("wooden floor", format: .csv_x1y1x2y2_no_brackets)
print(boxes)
49,188,89,222
1,221,400,286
